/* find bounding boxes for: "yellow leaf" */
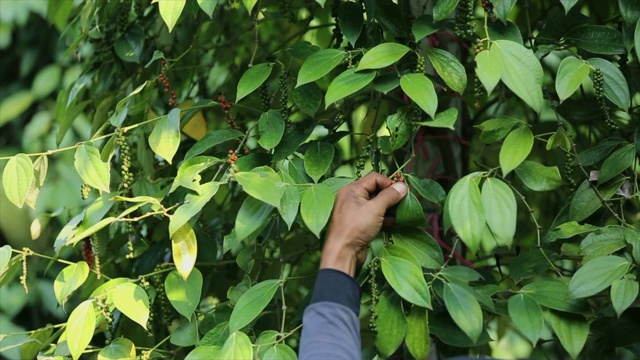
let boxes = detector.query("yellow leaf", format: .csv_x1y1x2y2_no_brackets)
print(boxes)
180,100,207,140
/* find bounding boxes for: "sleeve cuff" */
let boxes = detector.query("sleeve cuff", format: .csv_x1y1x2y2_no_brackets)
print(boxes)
310,269,361,316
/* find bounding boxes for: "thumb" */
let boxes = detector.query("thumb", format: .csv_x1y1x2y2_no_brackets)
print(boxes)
371,182,408,209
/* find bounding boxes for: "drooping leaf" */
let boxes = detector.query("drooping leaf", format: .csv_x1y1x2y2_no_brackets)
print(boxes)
304,142,334,183
445,173,485,253
560,0,578,14
395,191,427,227
184,129,244,160
374,292,407,357
555,57,590,101
235,166,285,207
74,144,110,193
228,279,279,331
300,183,335,238
157,0,186,32
380,253,432,309
197,0,218,17
588,58,631,109
475,48,502,94
508,293,543,345
236,63,274,102
568,255,630,298
432,0,460,22
172,223,198,280
112,283,150,329
258,110,285,150
598,144,635,184
325,68,376,108
278,184,300,230
425,48,467,94
610,277,639,318
297,49,346,87
165,268,203,319
54,261,90,307
97,338,136,360
492,40,544,113
443,282,483,343
400,73,437,118
499,126,534,176
338,2,363,46
405,306,430,360
67,300,96,360
2,154,34,208
149,108,181,164
391,229,444,268
481,178,516,246
545,311,589,359
235,196,273,240
515,161,564,191
357,43,411,70
262,344,297,360
169,181,220,236
219,331,253,360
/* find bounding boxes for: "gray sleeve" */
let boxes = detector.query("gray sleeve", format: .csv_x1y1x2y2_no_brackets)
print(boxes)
299,269,362,360
299,301,361,360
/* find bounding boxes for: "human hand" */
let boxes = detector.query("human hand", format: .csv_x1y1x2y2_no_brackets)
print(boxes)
320,172,408,277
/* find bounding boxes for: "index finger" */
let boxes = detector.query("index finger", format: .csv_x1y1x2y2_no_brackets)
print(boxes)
353,172,394,195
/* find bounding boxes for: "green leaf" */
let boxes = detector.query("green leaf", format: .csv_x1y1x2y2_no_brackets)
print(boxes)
296,49,346,87
235,166,285,207
386,112,412,150
588,58,631,109
481,178,516,246
262,344,297,360
257,110,285,150
185,346,221,360
445,174,485,253
566,25,626,55
184,129,244,160
25,155,48,209
412,15,439,40
400,73,437,118
169,181,220,237
508,294,543,345
236,63,274,102
475,117,524,144
300,183,335,238
373,73,400,94
97,338,136,360
201,322,230,346
636,19,640,65
610,278,639,318
293,83,323,115
443,283,483,343
219,331,253,360
171,321,198,346
475,49,502,94
112,283,150,329
304,142,334,183
228,279,279,331
391,227,444,269
115,24,144,63
492,40,544,113
0,245,12,276
425,48,467,94
440,266,484,284
500,126,533,176
172,223,198,280
416,108,458,130
374,292,407,357
165,268,203,319
67,300,96,360
0,90,34,127
2,154,34,208
54,261,90,307
575,139,621,166
74,143,110,193
599,144,635,184
235,196,273,240
494,0,517,22
338,2,363,46
568,255,630,298
521,280,587,313
433,0,460,22
514,161,563,191
31,64,61,99
255,330,279,359
357,43,410,70
488,20,524,44
405,174,446,204
620,0,640,25
395,191,427,227
569,180,603,222
149,108,181,164
545,311,588,359
170,156,221,193
581,229,627,261
405,306,430,360
242,0,257,14
380,253,432,308
278,184,300,230
555,57,590,101
157,0,186,32
325,68,376,108
560,0,578,14
197,0,218,17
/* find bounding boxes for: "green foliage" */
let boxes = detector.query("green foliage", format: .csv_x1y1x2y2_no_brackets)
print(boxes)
0,0,639,359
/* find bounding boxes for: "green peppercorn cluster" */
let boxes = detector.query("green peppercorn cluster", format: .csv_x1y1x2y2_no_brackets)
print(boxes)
152,265,173,325
96,296,114,344
331,0,343,48
593,68,617,130
116,130,134,190
125,223,135,259
118,0,132,35
279,72,290,123
474,76,485,110
355,136,374,178
415,54,425,74
368,258,380,332
81,183,91,200
279,0,296,23
564,152,577,190
455,0,476,40
260,83,270,112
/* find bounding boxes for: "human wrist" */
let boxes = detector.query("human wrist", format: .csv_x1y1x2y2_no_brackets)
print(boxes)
319,239,358,277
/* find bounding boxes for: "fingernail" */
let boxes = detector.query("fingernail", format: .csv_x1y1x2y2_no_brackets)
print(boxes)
391,181,407,195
